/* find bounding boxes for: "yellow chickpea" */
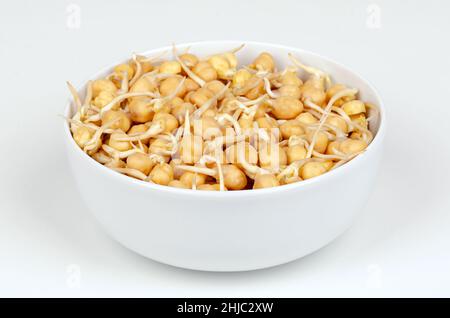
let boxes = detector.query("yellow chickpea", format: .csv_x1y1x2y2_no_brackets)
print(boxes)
204,80,226,96
73,126,94,148
307,130,328,153
232,69,252,88
280,71,302,87
301,161,333,180
114,63,135,80
179,172,207,187
92,79,117,97
149,137,173,156
326,140,341,155
128,124,151,144
339,139,368,155
253,174,280,189
225,143,258,165
159,76,187,97
299,80,326,106
180,135,203,164
325,115,348,133
168,180,190,189
252,52,275,72
130,76,156,95
197,183,223,191
93,90,117,109
149,163,173,186
179,53,199,68
189,87,216,107
128,99,153,123
278,85,302,99
287,145,307,164
296,112,318,125
244,78,265,100
171,102,195,123
153,112,179,133
126,153,154,175
342,100,366,116
184,78,200,92
259,144,287,170
221,164,247,190
350,113,368,128
196,116,222,140
271,96,303,119
326,84,355,106
108,132,132,152
102,110,131,132
159,61,182,74
280,120,304,139
193,61,217,82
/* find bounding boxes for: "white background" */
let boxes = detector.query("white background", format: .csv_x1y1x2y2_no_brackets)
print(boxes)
1,0,449,297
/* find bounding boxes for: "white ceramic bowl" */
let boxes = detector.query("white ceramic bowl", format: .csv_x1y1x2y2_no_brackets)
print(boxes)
64,41,386,271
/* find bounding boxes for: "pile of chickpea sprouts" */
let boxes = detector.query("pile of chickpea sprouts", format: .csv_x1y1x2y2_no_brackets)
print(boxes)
66,44,379,191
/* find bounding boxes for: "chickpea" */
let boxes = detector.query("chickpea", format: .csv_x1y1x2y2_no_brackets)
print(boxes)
149,163,173,186
102,110,131,132
180,171,207,187
254,102,270,119
280,120,304,139
245,78,265,100
342,100,366,116
159,76,187,97
339,139,368,155
128,99,153,123
208,54,236,79
225,143,258,165
350,113,368,128
325,115,348,133
232,69,252,88
193,61,217,82
197,183,222,191
278,85,301,99
195,116,222,140
153,112,179,133
204,80,226,96
252,52,275,72
326,84,355,106
238,115,254,130
171,102,195,123
296,112,318,125
287,145,307,164
179,53,199,68
299,79,326,106
256,116,278,130
92,79,117,97
253,174,279,189
300,161,333,180
149,137,172,155
180,135,203,164
326,140,341,155
189,87,216,108
130,76,156,95
114,63,134,80
159,61,182,74
259,144,287,170
126,153,154,175
184,78,200,92
168,180,189,189
281,71,302,87
221,164,247,190
271,96,303,119
93,90,117,109
73,126,94,148
108,132,132,152
128,124,151,145
307,130,328,153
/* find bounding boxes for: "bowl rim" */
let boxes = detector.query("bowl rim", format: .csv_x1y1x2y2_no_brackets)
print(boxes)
63,40,386,198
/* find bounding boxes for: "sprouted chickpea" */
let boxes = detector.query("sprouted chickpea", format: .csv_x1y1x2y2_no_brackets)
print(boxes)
66,44,379,191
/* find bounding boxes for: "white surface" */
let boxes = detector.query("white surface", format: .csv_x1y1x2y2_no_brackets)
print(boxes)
0,0,449,297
